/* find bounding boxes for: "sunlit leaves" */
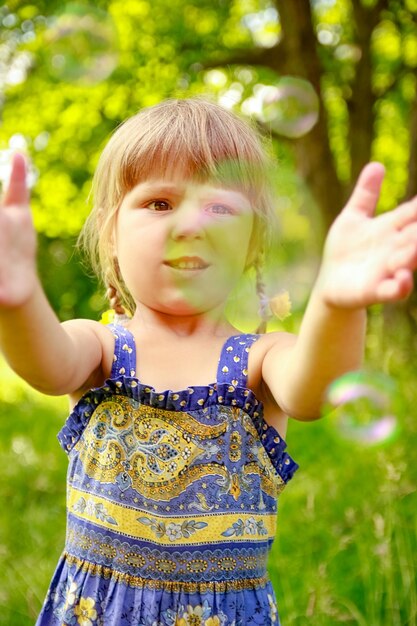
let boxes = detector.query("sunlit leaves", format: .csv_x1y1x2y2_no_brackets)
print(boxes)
403,33,417,67
0,0,416,319
373,98,410,213
242,6,280,48
322,82,350,182
184,6,219,36
33,170,84,237
372,20,402,92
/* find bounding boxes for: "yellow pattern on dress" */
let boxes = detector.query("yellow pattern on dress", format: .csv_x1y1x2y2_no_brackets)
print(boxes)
68,486,277,544
75,397,227,487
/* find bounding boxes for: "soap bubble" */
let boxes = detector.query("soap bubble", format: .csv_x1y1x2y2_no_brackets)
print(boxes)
257,77,319,138
44,4,117,84
0,149,38,192
323,371,400,446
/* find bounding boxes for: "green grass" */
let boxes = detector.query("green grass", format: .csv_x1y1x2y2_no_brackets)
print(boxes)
0,372,67,625
0,317,416,625
269,312,417,625
269,417,417,625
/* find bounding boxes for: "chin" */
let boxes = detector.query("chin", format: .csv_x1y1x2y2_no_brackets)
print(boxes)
162,302,206,316
155,295,221,316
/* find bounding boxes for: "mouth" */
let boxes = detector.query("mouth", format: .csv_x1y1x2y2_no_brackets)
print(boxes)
164,256,210,271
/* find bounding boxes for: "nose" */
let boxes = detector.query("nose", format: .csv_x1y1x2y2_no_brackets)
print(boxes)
170,199,207,240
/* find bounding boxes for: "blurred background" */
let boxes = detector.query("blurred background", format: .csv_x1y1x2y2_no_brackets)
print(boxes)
0,0,416,624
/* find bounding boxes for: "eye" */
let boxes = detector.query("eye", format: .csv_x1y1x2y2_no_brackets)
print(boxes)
146,199,172,212
207,203,235,215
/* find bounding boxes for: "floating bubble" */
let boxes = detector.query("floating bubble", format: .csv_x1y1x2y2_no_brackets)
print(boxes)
0,149,38,192
323,370,400,446
257,77,320,138
44,4,117,84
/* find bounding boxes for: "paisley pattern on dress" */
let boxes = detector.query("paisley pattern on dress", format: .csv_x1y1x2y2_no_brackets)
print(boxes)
36,325,298,626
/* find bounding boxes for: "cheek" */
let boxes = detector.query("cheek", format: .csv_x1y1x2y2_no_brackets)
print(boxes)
212,215,254,265
115,214,163,258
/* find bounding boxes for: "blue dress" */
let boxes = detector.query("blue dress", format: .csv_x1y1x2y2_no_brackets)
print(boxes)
36,324,298,626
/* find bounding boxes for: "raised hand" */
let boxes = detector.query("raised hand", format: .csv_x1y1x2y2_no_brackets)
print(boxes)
316,162,417,309
0,153,38,308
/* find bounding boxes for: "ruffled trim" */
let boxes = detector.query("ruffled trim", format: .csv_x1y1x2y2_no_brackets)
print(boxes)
252,415,299,483
58,376,298,485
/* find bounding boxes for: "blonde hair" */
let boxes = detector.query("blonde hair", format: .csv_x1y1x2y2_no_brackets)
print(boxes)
79,97,277,316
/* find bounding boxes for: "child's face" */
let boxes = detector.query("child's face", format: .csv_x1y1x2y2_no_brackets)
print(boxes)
114,177,254,317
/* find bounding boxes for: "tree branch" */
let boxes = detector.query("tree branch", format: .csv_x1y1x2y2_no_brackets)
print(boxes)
198,42,287,74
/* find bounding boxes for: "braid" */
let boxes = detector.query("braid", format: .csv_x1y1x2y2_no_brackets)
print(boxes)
255,257,271,334
106,283,126,316
105,261,131,325
255,256,292,334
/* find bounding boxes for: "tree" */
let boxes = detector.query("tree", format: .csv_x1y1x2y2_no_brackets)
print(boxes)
1,0,416,317
201,0,417,227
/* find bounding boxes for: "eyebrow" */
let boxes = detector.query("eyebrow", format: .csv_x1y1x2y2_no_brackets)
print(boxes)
130,182,183,197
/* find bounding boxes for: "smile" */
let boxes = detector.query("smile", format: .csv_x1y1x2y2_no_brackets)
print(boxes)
164,257,210,270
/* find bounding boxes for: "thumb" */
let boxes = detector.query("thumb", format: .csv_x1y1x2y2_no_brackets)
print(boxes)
2,152,29,206
345,162,385,218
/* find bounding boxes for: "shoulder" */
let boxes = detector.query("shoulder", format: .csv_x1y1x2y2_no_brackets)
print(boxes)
61,317,116,352
251,330,297,363
247,330,297,393
247,331,297,435
256,329,298,385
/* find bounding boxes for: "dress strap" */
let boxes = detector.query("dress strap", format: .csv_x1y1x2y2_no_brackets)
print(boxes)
216,334,259,389
108,324,137,379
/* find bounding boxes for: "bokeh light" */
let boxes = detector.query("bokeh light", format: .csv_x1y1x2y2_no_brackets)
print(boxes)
257,77,320,138
323,370,400,446
44,3,118,84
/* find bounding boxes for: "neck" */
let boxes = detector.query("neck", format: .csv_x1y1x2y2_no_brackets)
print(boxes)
128,304,236,339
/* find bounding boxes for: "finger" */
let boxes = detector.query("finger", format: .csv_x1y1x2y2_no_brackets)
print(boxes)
386,222,417,251
2,152,29,207
376,269,413,302
397,221,417,246
390,196,417,231
345,162,386,218
387,244,417,274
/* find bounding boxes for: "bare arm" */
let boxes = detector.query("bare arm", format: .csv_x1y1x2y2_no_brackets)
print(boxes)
0,153,104,395
263,163,417,420
262,292,366,420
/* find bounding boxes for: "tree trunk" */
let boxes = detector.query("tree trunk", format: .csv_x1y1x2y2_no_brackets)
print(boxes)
273,0,345,230
347,0,381,185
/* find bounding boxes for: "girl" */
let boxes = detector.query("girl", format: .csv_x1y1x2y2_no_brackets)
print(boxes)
1,98,417,626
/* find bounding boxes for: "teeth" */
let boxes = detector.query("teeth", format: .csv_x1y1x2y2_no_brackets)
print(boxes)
173,261,203,269
165,257,208,270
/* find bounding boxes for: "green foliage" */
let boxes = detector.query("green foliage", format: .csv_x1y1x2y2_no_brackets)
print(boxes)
0,3,417,620
0,377,67,624
36,235,104,320
0,0,416,316
268,310,417,625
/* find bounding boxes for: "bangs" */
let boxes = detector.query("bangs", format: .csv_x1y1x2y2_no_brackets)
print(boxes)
105,99,272,207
